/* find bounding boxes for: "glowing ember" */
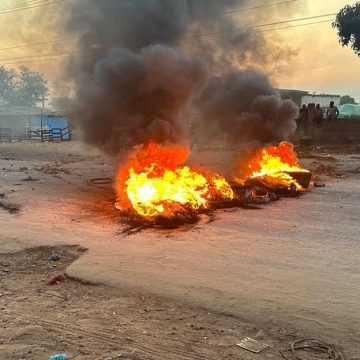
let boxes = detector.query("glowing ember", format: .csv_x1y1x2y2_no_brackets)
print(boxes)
115,142,233,218
239,141,309,189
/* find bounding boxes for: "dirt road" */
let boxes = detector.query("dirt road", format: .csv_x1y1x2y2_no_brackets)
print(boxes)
1,141,359,359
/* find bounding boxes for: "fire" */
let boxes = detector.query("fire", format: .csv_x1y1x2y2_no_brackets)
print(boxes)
240,141,309,189
115,142,233,218
114,141,310,219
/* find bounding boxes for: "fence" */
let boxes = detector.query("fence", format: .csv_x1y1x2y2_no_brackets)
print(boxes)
0,126,70,143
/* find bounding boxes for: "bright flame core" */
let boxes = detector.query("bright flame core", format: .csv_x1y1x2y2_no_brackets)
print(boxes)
243,141,309,189
115,142,233,218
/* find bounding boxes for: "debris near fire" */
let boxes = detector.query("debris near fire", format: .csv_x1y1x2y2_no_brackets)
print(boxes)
280,339,344,360
236,337,269,353
47,273,66,285
35,164,70,176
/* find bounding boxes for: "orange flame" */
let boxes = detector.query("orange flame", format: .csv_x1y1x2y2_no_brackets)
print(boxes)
115,142,233,218
237,141,309,189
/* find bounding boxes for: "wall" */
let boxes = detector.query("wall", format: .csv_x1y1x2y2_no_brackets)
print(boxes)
292,117,360,144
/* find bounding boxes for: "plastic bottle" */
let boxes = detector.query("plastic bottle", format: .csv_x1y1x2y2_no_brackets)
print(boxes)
49,353,68,360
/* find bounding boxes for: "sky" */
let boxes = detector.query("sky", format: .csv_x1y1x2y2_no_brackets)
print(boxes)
0,0,359,102
272,0,360,101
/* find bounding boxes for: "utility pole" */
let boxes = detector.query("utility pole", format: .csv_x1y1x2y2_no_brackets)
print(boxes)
40,108,43,142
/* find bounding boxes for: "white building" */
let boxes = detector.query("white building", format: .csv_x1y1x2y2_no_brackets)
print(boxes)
300,94,341,108
279,89,341,108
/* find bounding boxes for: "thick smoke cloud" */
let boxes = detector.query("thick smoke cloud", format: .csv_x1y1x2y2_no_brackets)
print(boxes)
63,0,298,155
197,70,298,145
66,0,246,74
74,45,208,154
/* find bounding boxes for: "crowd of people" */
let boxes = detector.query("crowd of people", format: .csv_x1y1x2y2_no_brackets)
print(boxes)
299,101,339,132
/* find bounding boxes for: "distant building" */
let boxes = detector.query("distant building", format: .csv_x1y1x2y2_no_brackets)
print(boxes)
300,94,341,108
0,105,70,142
279,89,341,108
0,105,34,133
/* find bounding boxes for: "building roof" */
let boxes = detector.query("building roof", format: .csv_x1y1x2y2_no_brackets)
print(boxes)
278,89,309,96
279,89,340,97
302,93,341,98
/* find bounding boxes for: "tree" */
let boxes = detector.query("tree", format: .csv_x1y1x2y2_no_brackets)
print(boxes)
0,66,49,107
0,67,17,105
340,95,356,105
333,2,360,56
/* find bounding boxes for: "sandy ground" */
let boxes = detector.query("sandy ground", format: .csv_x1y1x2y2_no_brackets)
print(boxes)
0,141,360,359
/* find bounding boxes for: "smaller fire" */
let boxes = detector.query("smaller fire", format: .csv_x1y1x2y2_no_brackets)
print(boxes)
237,141,310,190
115,142,233,218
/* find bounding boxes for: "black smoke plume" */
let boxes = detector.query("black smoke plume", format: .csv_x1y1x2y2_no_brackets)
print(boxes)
196,70,298,146
63,0,298,155
71,44,207,154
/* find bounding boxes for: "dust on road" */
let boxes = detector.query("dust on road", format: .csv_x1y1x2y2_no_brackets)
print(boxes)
1,141,359,359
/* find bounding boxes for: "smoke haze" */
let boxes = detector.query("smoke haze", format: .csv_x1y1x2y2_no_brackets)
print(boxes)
196,70,298,146
73,44,208,154
62,0,299,155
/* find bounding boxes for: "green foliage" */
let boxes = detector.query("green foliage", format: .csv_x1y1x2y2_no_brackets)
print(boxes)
340,95,356,105
0,67,17,105
333,2,360,56
0,66,48,107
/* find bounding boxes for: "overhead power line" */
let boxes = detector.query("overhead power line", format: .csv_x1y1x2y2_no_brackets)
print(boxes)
0,0,297,17
0,51,72,62
0,0,306,53
259,19,333,33
0,0,66,15
184,13,336,40
0,1,299,52
0,55,69,66
0,38,69,52
0,0,53,12
0,0,47,12
198,0,300,18
0,19,334,66
0,13,334,54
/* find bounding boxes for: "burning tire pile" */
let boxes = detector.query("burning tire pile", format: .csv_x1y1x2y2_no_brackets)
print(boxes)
114,141,311,230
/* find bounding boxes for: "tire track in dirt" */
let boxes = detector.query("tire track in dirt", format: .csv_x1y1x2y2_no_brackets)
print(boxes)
8,310,218,360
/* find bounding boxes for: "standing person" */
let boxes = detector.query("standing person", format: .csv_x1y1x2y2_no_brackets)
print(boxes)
325,101,339,129
299,104,308,132
314,104,324,128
